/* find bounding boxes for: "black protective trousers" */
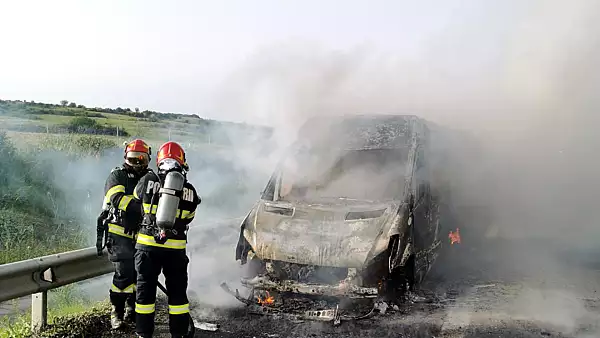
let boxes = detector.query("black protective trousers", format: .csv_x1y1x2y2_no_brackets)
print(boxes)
134,248,190,337
110,259,136,312
107,235,137,315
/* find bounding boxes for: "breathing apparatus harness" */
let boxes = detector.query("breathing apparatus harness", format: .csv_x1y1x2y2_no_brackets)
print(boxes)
142,159,188,245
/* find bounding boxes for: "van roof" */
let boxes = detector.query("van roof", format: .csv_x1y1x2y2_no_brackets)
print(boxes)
296,114,428,150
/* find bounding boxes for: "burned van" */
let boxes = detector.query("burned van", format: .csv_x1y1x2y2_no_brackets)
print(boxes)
227,114,446,322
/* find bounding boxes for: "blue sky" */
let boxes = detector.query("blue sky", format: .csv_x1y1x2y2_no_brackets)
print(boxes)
0,1,594,124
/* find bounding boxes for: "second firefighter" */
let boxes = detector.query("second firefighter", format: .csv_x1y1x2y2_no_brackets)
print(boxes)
132,141,201,338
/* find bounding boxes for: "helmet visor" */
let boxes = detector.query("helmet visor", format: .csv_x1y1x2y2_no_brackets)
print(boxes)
126,151,149,168
158,158,181,172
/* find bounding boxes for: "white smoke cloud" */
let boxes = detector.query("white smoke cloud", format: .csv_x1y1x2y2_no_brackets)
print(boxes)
183,0,600,329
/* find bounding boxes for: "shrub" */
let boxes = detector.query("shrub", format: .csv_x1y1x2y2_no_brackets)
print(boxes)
75,135,117,155
0,132,57,218
63,116,129,137
34,134,118,157
66,116,98,131
80,112,104,118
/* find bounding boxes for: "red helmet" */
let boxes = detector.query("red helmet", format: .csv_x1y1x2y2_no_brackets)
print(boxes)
124,139,151,170
156,141,187,168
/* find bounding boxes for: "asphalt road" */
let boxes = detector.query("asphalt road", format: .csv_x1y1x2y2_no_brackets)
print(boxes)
95,227,600,338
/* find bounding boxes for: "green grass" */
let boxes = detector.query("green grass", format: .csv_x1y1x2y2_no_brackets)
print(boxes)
6,113,197,141
0,285,110,338
0,204,86,266
2,132,232,166
0,132,89,265
36,114,73,124
2,107,268,148
0,116,40,130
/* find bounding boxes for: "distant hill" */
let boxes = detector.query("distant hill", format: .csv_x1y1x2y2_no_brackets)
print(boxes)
0,98,273,145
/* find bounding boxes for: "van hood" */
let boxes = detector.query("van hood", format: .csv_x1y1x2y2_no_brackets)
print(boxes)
244,199,400,268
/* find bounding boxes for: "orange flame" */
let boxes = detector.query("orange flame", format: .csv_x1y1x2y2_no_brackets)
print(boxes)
449,228,461,245
256,291,275,306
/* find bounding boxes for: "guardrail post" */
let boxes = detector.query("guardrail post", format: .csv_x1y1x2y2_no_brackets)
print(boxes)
31,291,48,332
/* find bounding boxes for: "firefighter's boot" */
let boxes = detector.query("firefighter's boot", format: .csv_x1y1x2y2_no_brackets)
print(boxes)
124,304,135,323
124,294,136,323
109,291,126,329
110,305,124,329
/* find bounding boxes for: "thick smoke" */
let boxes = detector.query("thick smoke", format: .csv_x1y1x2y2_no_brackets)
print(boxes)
186,0,600,331
4,0,598,332
210,0,600,243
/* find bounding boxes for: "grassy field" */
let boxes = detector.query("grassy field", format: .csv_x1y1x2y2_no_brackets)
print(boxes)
0,99,271,142
3,130,232,156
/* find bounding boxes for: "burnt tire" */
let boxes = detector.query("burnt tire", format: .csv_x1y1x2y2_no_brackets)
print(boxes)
396,255,416,291
385,255,416,302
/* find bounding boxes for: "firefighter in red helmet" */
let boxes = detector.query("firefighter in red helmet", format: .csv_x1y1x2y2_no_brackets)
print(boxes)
96,139,153,329
132,141,201,338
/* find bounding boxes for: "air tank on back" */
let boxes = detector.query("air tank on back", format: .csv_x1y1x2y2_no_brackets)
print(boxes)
155,171,185,229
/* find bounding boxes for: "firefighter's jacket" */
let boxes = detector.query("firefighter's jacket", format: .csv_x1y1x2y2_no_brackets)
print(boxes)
133,171,201,251
103,164,149,259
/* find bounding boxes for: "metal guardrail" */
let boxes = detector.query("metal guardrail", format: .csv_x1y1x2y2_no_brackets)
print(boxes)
0,247,114,331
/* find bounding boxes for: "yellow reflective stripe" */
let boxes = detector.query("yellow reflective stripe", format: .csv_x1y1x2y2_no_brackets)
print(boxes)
133,188,139,199
111,283,135,293
142,204,194,220
118,195,133,211
142,203,157,214
108,223,134,239
104,185,125,204
136,234,186,250
168,303,190,315
180,210,195,219
135,303,155,314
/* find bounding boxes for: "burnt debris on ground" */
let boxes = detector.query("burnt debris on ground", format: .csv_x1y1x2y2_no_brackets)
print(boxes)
35,232,600,337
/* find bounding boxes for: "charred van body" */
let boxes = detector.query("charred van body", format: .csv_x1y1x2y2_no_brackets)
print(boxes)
227,114,454,323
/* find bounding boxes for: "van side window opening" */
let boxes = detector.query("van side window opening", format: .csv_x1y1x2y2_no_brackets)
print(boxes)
416,145,429,201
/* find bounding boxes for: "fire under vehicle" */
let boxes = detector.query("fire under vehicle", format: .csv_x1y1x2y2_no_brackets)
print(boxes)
222,114,457,324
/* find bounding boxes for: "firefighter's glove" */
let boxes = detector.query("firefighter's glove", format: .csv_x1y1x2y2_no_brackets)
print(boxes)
123,221,138,236
96,211,108,256
96,211,108,233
